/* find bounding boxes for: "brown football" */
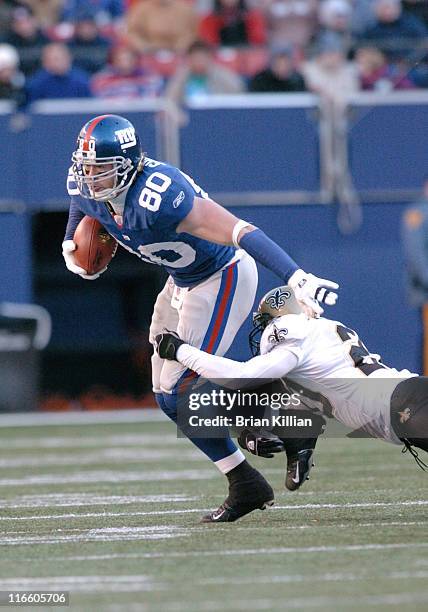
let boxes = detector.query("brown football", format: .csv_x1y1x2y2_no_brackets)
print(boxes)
73,216,116,275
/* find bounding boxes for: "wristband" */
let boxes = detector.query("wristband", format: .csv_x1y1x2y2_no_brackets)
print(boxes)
239,228,299,283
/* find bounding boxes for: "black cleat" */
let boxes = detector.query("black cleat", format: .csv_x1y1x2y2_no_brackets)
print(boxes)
201,472,274,523
285,448,315,491
279,413,326,492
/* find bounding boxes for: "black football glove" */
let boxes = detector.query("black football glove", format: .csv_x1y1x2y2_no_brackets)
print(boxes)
237,428,285,458
155,330,185,360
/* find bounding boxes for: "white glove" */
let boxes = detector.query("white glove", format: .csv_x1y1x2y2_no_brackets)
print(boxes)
289,269,339,317
61,240,106,280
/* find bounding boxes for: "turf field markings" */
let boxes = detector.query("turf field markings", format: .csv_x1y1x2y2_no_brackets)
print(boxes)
18,542,428,559
0,489,409,509
0,468,218,486
0,409,165,427
273,500,428,510
1,512,428,527
1,500,427,522
1,493,200,509
0,525,193,545
198,570,428,585
0,448,203,468
0,575,165,594
0,510,209,522
137,593,428,611
0,433,181,449
0,467,425,487
0,500,428,524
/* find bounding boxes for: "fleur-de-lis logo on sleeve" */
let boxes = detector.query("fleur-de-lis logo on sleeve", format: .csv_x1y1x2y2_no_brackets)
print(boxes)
268,324,289,344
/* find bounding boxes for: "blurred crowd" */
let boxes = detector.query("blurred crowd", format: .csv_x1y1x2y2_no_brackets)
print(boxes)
0,0,427,109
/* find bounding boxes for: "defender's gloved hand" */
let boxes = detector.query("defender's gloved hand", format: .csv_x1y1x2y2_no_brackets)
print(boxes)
289,269,339,317
237,428,285,458
155,330,185,360
61,240,106,280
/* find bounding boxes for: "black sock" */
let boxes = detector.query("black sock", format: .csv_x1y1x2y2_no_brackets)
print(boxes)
226,459,259,485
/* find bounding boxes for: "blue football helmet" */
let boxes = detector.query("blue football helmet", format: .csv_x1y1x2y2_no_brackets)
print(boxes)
71,114,143,201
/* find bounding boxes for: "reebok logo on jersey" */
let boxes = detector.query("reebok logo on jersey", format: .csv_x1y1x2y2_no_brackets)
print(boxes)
115,127,137,150
173,191,185,208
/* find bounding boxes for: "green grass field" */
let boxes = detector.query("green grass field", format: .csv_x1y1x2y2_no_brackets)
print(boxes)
0,412,427,612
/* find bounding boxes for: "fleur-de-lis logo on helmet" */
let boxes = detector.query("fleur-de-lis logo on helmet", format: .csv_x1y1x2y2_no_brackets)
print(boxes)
265,288,291,310
249,285,301,357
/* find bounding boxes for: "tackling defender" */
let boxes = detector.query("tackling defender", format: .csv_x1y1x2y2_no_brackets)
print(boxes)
156,286,428,516
62,114,339,522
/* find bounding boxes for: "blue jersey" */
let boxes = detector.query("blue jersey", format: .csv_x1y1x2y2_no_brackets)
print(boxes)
67,157,235,287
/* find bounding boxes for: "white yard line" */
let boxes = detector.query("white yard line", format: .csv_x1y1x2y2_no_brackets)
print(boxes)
0,433,182,449
1,535,427,551
0,488,410,509
1,508,428,525
199,570,428,586
1,493,200,509
0,525,192,545
0,466,424,486
148,593,428,611
0,409,164,427
1,499,426,522
0,575,165,594
274,500,428,510
0,469,217,486
0,509,208,522
16,541,428,562
0,448,203,468
1,573,427,607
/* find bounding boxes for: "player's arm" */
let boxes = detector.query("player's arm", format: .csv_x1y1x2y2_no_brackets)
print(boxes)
64,197,85,243
62,171,103,280
177,196,338,316
177,344,298,381
155,330,298,381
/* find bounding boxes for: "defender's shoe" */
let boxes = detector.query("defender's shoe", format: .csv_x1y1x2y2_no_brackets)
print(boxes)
280,412,326,491
285,447,315,491
202,469,274,523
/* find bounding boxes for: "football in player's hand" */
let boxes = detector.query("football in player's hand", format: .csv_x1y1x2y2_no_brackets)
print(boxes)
73,216,116,275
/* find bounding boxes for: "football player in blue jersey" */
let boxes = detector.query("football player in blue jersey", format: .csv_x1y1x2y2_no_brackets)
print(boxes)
62,114,339,522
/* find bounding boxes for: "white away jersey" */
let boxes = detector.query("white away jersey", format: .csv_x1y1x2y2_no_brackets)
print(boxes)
260,314,417,442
